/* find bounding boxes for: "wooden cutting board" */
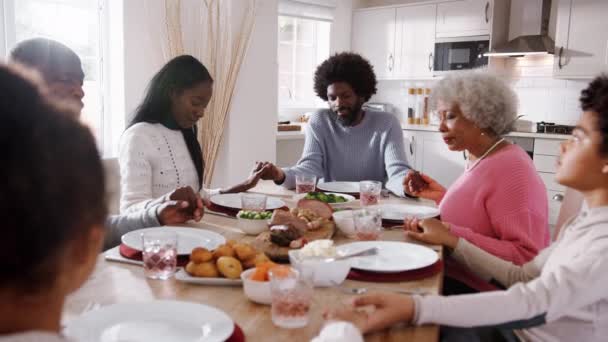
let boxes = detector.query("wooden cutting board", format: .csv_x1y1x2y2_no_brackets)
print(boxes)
251,224,335,262
277,124,301,132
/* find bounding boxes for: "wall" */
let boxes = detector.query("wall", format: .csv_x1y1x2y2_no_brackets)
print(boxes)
370,56,588,126
122,0,277,188
210,0,278,188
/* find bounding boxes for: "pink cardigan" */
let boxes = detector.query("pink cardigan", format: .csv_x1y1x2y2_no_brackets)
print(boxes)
439,144,550,268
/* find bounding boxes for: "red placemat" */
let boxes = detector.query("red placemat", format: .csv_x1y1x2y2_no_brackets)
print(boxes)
206,202,289,217
119,244,190,267
347,259,443,282
382,219,403,228
226,323,245,342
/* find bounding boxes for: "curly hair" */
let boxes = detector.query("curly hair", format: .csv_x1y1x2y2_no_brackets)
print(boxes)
0,64,106,293
580,74,608,155
314,52,377,102
430,70,518,136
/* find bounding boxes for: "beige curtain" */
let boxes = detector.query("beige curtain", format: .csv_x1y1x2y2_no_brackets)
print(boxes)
152,0,257,186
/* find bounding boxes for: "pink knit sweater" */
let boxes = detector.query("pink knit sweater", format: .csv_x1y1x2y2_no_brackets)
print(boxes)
440,144,550,266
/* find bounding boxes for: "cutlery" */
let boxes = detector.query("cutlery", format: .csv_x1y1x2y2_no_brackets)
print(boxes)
321,247,378,263
206,210,237,219
338,286,427,296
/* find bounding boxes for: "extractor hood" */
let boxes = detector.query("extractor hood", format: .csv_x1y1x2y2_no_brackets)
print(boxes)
485,0,555,57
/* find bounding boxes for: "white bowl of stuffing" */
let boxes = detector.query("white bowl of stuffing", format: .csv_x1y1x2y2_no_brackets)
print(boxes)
288,240,351,287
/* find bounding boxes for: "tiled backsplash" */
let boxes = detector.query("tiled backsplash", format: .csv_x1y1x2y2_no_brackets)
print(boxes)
370,55,590,126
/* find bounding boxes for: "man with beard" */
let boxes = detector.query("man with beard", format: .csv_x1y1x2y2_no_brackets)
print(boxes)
257,52,414,196
10,38,205,249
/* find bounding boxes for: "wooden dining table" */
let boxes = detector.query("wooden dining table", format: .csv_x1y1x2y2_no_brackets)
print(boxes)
64,181,443,341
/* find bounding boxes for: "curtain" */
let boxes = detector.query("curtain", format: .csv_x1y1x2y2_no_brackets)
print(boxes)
145,0,257,187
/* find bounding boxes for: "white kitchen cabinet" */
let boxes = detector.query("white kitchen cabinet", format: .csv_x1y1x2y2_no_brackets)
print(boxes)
351,8,396,80
394,4,437,78
352,4,436,80
436,0,493,38
553,0,608,78
402,130,422,170
402,130,465,188
418,132,466,188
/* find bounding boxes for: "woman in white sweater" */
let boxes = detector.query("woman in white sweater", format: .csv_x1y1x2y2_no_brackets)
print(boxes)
318,75,608,342
119,55,265,214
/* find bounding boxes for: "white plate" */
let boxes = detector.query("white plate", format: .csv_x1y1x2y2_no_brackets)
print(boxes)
338,241,438,273
210,193,286,210
316,181,360,194
374,203,440,221
175,269,243,286
121,227,225,255
64,300,234,342
294,192,357,208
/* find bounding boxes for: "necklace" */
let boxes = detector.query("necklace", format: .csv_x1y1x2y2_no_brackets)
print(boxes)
466,137,506,171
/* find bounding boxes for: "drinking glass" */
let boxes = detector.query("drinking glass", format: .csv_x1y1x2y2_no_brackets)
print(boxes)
241,193,267,211
295,174,317,194
269,267,314,329
353,208,383,241
359,180,382,206
142,231,178,280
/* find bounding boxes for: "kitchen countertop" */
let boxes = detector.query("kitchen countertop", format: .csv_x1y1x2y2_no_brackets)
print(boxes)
276,123,570,141
401,124,570,140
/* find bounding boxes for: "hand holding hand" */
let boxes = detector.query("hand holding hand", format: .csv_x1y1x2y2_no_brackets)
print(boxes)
255,161,285,183
403,171,446,202
323,293,415,334
165,186,204,220
157,200,203,225
404,217,458,248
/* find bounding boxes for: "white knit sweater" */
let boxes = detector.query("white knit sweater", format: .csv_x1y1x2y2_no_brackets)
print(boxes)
119,122,210,214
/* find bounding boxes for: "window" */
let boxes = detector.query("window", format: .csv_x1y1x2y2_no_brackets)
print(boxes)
278,16,330,109
1,0,110,153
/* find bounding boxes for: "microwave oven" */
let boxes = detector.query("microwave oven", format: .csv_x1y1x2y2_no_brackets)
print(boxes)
433,35,490,74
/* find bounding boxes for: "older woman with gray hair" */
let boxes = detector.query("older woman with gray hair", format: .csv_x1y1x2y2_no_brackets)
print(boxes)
403,71,550,293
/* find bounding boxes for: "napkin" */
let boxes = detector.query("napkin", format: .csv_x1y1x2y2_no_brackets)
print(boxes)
118,244,190,267
347,259,443,282
226,323,245,342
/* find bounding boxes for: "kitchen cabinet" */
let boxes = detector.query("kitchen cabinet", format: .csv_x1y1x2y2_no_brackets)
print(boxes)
553,0,608,78
394,4,437,78
403,131,421,170
418,132,466,188
352,4,436,80
351,8,396,80
436,0,493,38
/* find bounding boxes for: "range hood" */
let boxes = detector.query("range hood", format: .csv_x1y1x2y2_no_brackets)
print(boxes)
485,0,555,57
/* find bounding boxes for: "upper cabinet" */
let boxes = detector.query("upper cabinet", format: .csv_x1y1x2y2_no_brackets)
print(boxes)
553,0,608,78
394,5,437,79
352,4,436,80
351,9,396,80
436,0,493,38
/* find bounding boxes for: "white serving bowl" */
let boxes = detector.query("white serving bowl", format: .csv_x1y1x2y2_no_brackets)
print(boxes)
240,269,272,305
332,210,356,238
236,217,269,235
288,249,351,287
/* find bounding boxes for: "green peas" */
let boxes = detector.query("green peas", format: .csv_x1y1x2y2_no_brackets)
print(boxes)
238,210,272,220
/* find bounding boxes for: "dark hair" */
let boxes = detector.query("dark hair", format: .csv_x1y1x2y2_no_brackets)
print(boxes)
313,52,378,102
580,74,608,154
0,65,106,293
129,55,213,127
10,38,83,82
